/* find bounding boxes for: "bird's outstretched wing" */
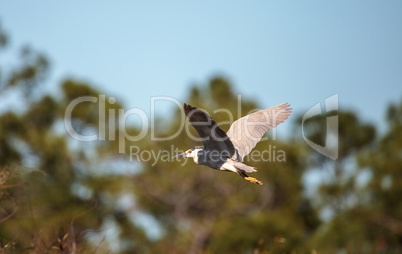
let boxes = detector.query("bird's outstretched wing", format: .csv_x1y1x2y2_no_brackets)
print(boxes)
184,103,235,156
226,103,292,160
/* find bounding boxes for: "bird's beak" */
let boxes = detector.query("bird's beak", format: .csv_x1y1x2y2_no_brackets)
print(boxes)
173,152,186,158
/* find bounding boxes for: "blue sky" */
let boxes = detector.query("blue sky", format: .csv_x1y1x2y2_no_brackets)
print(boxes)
1,1,401,133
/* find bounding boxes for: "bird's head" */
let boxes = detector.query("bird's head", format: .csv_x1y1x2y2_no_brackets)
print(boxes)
173,148,196,158
173,147,203,159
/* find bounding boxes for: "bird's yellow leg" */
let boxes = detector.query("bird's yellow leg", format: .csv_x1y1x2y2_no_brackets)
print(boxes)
244,176,263,185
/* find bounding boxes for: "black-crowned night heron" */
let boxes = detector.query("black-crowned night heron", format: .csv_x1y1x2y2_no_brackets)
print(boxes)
173,103,292,185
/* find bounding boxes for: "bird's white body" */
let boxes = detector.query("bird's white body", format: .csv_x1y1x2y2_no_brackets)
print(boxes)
220,161,238,173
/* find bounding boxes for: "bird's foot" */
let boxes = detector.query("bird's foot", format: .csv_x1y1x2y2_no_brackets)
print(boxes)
244,177,263,185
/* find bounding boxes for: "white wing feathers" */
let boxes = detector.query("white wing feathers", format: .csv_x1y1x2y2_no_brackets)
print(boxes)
226,103,292,160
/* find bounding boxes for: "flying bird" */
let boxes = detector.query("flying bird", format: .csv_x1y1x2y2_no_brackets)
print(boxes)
173,103,292,185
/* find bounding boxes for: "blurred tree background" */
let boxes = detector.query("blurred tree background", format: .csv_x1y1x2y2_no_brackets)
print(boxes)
0,23,401,254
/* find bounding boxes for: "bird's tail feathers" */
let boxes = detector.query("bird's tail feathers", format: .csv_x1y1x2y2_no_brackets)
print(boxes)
229,160,257,173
